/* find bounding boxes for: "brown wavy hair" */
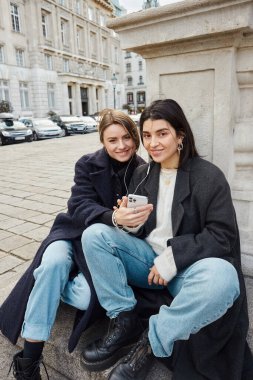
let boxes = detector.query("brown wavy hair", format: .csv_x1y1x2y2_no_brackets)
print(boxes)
99,109,140,150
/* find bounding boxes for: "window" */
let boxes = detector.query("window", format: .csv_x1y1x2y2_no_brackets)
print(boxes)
138,75,144,85
61,19,69,45
125,51,131,58
138,61,143,71
76,0,81,14
102,37,108,62
126,62,131,72
16,49,25,66
0,46,4,63
63,58,69,72
45,54,53,70
100,14,105,27
47,83,55,108
114,47,118,64
127,92,134,103
11,3,20,32
59,0,65,6
76,26,83,50
88,7,94,21
90,32,97,59
127,77,133,86
19,82,29,109
137,91,145,103
0,80,9,101
41,13,48,38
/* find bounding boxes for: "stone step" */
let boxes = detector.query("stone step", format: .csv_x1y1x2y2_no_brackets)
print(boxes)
2,276,253,380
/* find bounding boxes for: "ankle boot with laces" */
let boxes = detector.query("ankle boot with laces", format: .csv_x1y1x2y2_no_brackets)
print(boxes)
108,329,154,380
81,310,144,372
9,351,49,380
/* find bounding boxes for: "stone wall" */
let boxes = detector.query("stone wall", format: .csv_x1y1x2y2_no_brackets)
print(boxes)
107,0,253,274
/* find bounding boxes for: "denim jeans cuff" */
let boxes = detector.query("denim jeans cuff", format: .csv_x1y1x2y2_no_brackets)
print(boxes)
21,321,51,342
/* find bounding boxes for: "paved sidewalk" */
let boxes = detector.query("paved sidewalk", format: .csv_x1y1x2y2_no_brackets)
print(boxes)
0,133,109,304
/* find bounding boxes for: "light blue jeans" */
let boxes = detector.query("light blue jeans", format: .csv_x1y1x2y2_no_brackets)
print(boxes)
21,240,91,341
82,224,240,358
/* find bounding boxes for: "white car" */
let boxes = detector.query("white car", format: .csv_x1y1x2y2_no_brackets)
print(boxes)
20,118,63,140
76,116,98,133
130,113,141,126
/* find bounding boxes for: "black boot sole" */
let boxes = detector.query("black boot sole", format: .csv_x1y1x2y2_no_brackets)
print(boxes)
81,343,135,372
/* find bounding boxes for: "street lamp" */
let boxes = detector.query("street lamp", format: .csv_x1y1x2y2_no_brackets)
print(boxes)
111,73,117,109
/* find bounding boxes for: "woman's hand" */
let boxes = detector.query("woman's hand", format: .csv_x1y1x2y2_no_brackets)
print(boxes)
148,265,168,286
114,196,153,227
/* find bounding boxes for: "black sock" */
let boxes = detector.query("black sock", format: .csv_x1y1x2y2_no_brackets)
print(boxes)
23,340,45,361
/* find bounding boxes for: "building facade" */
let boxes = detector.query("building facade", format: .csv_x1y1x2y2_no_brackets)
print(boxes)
0,0,125,118
124,50,146,113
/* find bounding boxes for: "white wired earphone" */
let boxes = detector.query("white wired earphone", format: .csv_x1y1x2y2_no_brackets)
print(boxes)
123,157,151,196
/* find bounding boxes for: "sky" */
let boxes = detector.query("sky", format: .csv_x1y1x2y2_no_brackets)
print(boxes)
119,0,183,14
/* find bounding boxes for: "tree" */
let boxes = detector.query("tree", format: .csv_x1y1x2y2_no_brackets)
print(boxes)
47,110,57,118
0,100,13,113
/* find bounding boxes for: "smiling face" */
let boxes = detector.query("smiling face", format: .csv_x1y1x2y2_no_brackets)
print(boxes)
142,118,183,169
103,123,136,162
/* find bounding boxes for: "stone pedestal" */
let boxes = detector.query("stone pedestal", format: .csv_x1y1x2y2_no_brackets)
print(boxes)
107,0,253,273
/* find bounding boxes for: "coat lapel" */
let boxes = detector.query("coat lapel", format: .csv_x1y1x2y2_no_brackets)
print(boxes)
144,163,160,232
172,165,190,236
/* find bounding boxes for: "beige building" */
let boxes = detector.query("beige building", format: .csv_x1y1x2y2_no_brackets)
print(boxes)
0,0,124,118
124,50,146,113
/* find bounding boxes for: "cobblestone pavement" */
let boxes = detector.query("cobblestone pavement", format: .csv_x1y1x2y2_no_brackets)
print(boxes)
0,133,104,305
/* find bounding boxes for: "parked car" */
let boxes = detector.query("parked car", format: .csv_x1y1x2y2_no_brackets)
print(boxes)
129,113,141,126
77,116,98,133
19,118,62,140
49,115,85,136
0,113,33,145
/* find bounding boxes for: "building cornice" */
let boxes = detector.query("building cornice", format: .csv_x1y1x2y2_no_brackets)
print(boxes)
94,0,114,12
107,0,253,30
106,0,253,52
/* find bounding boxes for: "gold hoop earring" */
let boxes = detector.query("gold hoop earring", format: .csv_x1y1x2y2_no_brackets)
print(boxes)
177,142,183,152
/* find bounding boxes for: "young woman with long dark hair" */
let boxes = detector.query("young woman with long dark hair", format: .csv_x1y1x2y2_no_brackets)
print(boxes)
81,99,253,380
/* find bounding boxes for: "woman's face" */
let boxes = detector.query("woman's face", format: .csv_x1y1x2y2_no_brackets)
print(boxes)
142,118,182,169
103,123,136,162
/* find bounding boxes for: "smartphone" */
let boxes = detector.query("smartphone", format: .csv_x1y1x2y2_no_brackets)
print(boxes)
128,194,148,208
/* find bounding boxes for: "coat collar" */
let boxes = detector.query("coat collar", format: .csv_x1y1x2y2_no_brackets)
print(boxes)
144,161,191,236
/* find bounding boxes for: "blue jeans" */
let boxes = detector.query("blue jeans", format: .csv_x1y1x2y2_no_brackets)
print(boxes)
21,240,91,341
82,224,240,357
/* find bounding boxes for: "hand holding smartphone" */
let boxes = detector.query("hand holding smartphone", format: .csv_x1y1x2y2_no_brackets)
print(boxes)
127,194,148,208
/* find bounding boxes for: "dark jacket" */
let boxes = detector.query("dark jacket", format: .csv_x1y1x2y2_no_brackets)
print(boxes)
128,157,253,380
0,148,169,353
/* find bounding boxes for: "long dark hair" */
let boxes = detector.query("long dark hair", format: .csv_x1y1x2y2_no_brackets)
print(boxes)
140,99,199,167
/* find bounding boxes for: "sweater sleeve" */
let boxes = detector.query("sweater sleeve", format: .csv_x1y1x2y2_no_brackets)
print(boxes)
154,246,177,281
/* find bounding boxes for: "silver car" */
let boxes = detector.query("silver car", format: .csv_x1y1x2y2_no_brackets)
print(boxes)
20,118,63,140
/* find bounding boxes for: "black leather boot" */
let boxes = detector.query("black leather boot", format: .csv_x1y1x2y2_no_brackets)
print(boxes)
9,351,48,380
81,310,144,372
108,330,154,380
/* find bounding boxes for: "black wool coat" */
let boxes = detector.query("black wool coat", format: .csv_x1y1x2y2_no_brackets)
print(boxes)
128,157,253,380
0,148,170,353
